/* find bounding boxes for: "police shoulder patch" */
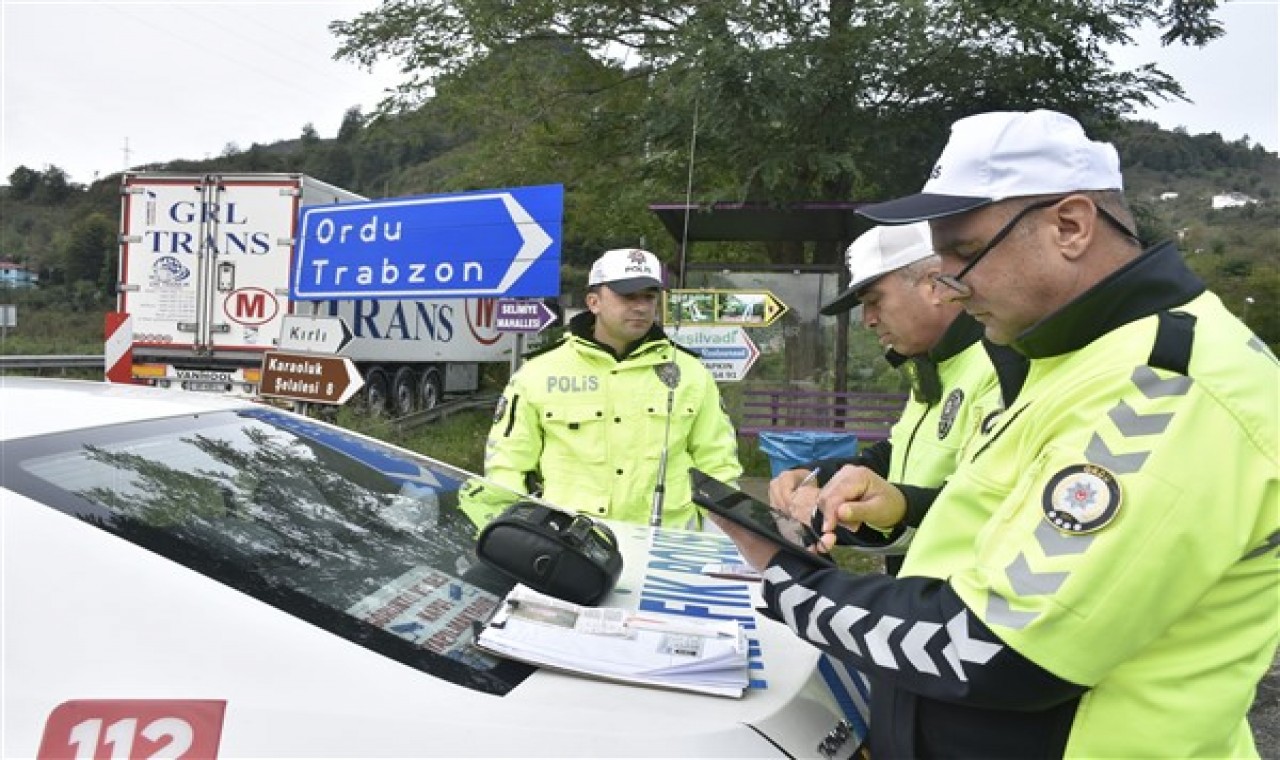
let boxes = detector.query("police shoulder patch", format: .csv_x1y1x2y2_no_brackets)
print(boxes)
492,395,508,423
1042,464,1121,534
937,388,964,439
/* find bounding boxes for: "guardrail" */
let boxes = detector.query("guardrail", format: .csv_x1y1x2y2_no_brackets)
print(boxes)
393,394,499,433
0,354,103,370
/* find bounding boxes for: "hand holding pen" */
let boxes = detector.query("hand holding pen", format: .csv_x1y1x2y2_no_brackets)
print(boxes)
788,467,822,515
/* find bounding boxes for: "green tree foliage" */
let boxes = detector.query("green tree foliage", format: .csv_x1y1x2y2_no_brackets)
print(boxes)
59,212,117,295
332,0,1225,265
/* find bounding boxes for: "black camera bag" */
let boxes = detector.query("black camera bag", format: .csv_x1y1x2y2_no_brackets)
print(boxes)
475,502,623,606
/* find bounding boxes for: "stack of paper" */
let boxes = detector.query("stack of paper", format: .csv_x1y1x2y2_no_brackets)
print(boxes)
474,584,749,698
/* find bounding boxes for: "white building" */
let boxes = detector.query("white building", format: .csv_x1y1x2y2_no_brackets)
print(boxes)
1211,192,1259,209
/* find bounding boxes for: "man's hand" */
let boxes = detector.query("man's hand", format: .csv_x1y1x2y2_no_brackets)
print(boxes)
814,465,907,551
768,468,821,520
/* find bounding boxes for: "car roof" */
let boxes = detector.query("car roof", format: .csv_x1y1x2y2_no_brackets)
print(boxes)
0,377,256,440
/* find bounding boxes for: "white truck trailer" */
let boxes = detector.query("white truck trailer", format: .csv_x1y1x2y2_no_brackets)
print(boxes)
116,172,520,413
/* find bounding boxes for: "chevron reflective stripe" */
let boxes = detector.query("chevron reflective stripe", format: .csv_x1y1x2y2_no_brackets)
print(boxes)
941,610,1002,680
776,582,817,632
1006,553,1068,596
1132,365,1193,398
1107,399,1173,436
764,566,1002,680
865,615,904,668
1034,521,1094,557
986,591,1038,630
829,606,869,655
1085,433,1149,473
900,620,942,675
806,597,836,642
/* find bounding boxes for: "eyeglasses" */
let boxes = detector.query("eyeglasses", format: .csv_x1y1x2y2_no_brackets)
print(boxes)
931,197,1065,297
931,196,1141,297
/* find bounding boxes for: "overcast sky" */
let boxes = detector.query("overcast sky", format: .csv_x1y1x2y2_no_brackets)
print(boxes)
2,0,1276,187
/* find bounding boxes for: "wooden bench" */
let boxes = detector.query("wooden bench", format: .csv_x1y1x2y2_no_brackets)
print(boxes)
737,387,909,444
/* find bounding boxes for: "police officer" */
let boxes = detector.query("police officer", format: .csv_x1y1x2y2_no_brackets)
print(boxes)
769,222,1025,572
712,110,1278,758
462,248,742,529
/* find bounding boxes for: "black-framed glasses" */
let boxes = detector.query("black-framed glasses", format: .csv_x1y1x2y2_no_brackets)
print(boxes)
931,196,1065,297
932,196,1141,297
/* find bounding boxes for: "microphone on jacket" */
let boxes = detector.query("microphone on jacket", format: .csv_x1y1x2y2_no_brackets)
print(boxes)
650,361,682,528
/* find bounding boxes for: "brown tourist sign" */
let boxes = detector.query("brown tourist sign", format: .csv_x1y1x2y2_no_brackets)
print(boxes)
258,351,364,405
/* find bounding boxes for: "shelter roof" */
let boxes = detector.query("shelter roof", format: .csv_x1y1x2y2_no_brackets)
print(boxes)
648,202,874,244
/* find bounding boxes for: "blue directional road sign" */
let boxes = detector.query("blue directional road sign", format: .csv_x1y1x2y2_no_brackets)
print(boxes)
292,184,562,300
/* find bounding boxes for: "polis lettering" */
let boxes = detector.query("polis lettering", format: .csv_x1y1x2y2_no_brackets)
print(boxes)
546,375,599,393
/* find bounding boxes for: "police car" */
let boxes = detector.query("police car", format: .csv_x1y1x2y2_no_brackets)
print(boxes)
2,378,863,759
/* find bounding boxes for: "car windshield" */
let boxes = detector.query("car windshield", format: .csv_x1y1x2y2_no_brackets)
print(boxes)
3,406,536,695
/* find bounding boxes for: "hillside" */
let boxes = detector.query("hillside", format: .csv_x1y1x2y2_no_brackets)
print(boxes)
0,117,1276,349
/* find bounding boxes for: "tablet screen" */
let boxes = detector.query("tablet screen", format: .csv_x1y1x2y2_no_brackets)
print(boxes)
690,468,835,568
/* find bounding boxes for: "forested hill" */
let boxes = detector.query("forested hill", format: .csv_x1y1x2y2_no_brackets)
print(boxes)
1,115,1276,347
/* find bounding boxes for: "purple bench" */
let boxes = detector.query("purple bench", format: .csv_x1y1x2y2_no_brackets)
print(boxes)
737,387,908,444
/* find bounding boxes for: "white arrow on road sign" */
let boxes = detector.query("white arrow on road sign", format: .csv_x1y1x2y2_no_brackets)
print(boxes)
277,315,353,354
494,299,558,333
668,325,760,382
291,184,563,300
259,351,365,405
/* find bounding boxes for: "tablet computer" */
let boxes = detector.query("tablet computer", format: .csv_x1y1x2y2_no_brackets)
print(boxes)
689,468,835,568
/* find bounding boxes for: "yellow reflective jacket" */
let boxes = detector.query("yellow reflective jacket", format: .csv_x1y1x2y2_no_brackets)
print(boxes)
463,315,742,528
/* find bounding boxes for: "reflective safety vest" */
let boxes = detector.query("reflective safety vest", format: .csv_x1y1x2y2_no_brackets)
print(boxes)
888,334,1004,489
463,329,742,529
902,290,1280,757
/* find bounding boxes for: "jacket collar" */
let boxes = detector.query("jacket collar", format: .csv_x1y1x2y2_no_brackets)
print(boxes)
1012,241,1205,359
884,311,985,368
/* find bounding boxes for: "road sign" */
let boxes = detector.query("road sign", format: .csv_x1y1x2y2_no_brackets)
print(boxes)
665,289,788,328
494,299,557,333
669,326,760,382
258,351,364,405
292,184,562,300
276,314,353,354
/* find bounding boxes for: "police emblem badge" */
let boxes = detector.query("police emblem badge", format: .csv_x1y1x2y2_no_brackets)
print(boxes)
1042,464,1122,534
937,388,964,439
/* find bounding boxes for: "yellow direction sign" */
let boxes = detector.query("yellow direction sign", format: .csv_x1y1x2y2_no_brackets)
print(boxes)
665,289,788,328
259,351,364,405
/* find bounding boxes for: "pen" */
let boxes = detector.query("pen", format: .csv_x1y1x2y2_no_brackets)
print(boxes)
795,467,822,492
792,467,822,515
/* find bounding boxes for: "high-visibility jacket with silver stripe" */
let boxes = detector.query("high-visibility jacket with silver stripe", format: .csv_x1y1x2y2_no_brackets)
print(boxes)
464,313,742,528
760,242,1279,758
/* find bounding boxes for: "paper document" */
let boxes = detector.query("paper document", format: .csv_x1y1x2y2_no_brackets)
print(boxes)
474,584,749,698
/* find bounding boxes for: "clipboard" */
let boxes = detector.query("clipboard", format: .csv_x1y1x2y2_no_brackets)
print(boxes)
689,468,836,568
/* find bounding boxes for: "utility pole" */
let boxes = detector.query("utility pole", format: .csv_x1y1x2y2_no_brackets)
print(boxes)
122,137,132,173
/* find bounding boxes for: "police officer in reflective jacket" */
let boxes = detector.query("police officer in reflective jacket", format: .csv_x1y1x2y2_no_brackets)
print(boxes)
769,222,1026,574
462,248,742,529
711,110,1278,758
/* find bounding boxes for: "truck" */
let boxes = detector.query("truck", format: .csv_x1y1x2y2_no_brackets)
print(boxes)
116,172,523,414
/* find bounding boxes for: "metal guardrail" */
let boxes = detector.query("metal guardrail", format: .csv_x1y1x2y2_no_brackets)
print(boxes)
393,394,499,433
0,354,103,370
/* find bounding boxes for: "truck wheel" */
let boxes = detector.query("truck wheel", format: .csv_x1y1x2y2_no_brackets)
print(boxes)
418,367,444,411
391,366,418,416
362,366,391,416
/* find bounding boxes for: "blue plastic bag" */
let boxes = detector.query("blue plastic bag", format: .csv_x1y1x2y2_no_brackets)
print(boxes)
757,431,859,478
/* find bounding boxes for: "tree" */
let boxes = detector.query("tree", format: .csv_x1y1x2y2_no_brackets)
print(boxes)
332,0,1226,264
7,165,41,201
60,212,117,295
